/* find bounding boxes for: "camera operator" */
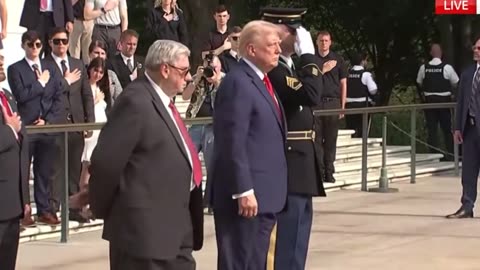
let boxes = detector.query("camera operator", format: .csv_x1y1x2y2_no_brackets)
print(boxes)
182,53,224,214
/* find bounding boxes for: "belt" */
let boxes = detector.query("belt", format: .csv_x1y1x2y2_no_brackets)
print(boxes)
95,24,120,29
287,130,315,141
322,97,339,102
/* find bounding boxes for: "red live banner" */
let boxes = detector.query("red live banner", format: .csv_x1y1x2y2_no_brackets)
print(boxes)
435,0,477,14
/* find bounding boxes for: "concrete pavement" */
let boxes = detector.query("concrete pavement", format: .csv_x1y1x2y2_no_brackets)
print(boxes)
17,174,480,270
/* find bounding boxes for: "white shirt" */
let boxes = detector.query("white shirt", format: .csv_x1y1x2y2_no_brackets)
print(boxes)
121,53,134,68
40,0,53,12
416,58,459,93
346,66,378,103
279,55,294,69
229,50,239,60
51,53,69,74
25,57,47,87
145,72,195,191
0,89,18,139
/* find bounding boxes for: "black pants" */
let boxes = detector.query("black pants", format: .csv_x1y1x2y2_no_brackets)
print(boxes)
460,120,480,211
92,24,121,59
314,98,341,176
33,12,55,57
0,218,20,270
50,132,85,212
109,231,195,270
345,102,371,138
424,95,453,157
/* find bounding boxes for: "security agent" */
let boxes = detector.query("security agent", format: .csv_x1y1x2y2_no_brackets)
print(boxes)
346,52,378,138
262,7,336,270
416,43,459,158
314,30,348,183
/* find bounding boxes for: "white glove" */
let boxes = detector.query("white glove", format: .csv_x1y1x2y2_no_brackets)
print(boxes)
294,26,315,56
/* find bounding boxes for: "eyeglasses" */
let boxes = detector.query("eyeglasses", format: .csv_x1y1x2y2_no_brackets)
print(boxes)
26,42,42,49
231,36,239,41
52,38,69,45
168,64,190,78
473,46,480,51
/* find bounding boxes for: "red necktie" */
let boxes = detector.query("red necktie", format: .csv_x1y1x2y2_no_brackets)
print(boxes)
40,0,48,10
263,75,282,118
168,101,203,187
0,91,13,117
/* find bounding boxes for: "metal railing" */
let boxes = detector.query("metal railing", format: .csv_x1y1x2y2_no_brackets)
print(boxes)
25,102,459,242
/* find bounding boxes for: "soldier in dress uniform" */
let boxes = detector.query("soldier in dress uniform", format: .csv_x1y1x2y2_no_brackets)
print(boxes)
261,7,337,270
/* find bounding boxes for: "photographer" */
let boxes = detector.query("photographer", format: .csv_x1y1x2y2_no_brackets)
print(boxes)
182,54,224,213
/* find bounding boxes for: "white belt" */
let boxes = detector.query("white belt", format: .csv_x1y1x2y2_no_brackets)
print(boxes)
346,97,371,103
423,91,451,96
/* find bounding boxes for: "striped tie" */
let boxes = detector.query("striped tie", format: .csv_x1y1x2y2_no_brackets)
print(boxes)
469,66,480,117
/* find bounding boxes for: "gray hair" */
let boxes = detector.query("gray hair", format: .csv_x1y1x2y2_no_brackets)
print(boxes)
145,40,190,71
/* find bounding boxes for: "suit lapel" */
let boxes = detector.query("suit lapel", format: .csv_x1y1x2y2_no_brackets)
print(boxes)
141,78,190,165
241,61,284,130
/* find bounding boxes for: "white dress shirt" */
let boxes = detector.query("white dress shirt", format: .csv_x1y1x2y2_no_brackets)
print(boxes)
416,58,459,96
346,65,378,103
51,53,72,84
25,57,47,87
279,55,294,69
145,73,195,191
121,53,137,81
229,50,239,61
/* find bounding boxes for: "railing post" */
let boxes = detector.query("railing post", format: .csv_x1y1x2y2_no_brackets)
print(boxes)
361,112,368,192
60,131,69,243
410,108,416,184
370,115,398,193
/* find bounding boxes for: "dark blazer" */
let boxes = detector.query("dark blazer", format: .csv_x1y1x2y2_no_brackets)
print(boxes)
44,55,95,124
145,7,189,46
7,59,65,125
108,54,145,89
0,90,30,221
20,0,74,30
211,60,288,214
88,77,204,260
455,64,479,134
219,50,240,74
269,54,326,197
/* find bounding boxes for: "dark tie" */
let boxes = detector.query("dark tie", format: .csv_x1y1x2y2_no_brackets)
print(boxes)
263,75,282,118
32,64,40,79
168,101,203,187
127,59,134,73
61,60,68,76
0,91,13,116
469,66,480,117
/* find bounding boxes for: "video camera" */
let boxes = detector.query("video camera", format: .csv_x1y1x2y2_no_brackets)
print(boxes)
202,52,215,78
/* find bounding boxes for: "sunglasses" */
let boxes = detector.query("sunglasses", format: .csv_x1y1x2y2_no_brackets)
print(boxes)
473,46,480,51
52,38,69,45
231,36,239,41
26,42,42,49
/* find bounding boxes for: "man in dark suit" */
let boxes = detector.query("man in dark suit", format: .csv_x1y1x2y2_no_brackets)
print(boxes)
45,27,95,222
447,36,480,219
211,20,287,270
89,39,203,270
261,8,336,270
0,54,30,270
108,29,145,89
219,26,241,74
20,0,74,56
7,30,65,225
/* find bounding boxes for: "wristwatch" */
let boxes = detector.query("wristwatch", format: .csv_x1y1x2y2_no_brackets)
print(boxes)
101,7,107,14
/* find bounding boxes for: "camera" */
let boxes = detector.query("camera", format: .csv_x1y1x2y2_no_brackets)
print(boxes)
202,52,215,78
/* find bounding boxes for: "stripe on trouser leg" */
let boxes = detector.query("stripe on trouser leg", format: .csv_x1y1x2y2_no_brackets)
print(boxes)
266,222,277,270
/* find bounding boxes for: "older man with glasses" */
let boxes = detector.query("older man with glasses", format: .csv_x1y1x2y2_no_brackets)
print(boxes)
89,39,204,270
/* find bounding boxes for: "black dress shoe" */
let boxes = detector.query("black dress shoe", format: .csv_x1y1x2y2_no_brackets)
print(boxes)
446,208,474,219
324,174,336,183
69,209,90,223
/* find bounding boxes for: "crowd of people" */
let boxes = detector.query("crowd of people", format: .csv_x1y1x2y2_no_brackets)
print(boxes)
1,1,480,270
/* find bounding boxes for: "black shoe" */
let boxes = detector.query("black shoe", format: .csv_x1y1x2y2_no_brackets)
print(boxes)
324,174,336,183
69,209,90,223
446,208,474,219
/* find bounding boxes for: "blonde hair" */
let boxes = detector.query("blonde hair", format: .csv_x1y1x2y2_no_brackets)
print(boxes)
238,20,280,57
154,0,182,16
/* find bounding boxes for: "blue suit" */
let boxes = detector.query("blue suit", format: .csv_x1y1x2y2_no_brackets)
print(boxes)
211,59,288,270
7,59,64,216
455,63,480,211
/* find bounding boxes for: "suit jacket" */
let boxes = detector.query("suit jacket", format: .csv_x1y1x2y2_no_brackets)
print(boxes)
7,59,65,126
0,90,30,221
88,77,203,260
211,59,288,214
455,64,480,135
44,55,95,124
269,54,326,197
219,50,240,74
20,0,74,30
108,54,145,89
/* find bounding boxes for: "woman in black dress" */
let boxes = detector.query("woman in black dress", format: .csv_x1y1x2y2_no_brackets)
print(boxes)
145,0,189,46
